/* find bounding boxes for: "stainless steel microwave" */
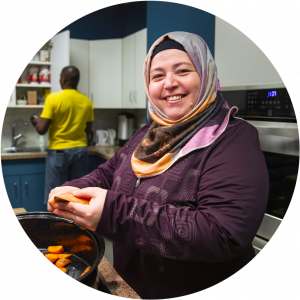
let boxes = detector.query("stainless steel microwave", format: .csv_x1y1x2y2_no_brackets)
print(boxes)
221,83,299,255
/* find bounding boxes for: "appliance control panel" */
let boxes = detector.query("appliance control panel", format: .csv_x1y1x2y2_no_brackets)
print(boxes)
222,88,295,121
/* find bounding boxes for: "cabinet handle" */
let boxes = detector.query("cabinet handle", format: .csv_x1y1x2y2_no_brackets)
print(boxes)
134,91,137,102
91,93,93,102
14,183,18,197
25,182,28,195
129,91,133,102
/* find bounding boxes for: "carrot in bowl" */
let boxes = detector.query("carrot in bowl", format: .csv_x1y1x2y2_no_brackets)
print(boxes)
45,253,59,263
55,258,71,268
80,266,91,277
58,253,72,259
48,245,64,254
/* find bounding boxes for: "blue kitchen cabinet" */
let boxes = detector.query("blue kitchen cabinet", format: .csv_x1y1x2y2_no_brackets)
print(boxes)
21,173,46,212
3,175,21,208
4,172,47,211
2,158,47,212
2,155,107,212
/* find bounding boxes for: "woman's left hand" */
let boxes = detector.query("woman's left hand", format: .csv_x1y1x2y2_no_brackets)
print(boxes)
53,187,107,231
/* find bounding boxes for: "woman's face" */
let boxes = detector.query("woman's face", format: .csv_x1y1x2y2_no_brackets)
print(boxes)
149,49,201,121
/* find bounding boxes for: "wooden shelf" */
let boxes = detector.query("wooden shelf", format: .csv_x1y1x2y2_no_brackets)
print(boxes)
28,61,51,65
14,105,44,108
16,84,51,88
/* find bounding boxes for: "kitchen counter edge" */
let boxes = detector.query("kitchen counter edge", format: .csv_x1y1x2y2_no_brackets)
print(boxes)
98,256,141,298
1,145,121,161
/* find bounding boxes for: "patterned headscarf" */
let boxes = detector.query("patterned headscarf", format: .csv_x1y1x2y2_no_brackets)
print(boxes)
131,32,234,178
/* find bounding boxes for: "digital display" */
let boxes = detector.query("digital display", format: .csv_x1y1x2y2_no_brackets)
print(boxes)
267,90,277,97
221,88,295,121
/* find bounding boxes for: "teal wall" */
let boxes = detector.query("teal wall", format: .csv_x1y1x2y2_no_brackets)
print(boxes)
59,2,147,40
144,1,215,122
59,1,215,58
146,2,215,56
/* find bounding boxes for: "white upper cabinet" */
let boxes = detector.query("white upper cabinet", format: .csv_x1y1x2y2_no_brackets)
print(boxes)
134,28,147,108
50,30,70,93
122,28,147,109
214,18,282,87
89,39,122,108
8,29,146,109
70,39,89,97
122,33,135,108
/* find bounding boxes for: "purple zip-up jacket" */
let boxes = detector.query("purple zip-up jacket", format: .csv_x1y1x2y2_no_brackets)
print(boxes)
63,117,269,299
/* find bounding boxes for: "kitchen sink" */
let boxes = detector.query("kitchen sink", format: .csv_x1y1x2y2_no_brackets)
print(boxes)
16,147,46,153
2,147,46,153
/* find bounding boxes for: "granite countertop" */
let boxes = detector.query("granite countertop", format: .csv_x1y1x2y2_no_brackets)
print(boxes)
1,145,121,161
13,208,140,299
98,257,141,298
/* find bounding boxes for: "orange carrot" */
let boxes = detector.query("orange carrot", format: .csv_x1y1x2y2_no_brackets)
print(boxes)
80,266,91,277
48,245,64,254
58,267,67,273
55,258,71,268
45,253,59,263
58,253,72,259
52,193,90,207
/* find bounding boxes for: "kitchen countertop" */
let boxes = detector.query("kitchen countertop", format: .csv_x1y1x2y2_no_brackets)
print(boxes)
13,208,140,299
1,145,121,161
87,145,121,160
98,257,141,298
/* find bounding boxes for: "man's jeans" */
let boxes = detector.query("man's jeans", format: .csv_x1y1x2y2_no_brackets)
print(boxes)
44,146,88,204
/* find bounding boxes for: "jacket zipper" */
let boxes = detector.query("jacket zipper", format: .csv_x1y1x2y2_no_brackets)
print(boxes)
135,178,141,188
132,178,141,198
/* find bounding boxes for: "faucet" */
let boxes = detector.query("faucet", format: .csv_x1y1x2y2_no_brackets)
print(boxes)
12,119,28,148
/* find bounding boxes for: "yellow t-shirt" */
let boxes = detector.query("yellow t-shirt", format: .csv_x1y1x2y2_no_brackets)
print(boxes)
41,89,94,150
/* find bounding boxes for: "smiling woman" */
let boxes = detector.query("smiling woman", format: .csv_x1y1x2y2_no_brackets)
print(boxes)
48,32,269,299
149,48,201,120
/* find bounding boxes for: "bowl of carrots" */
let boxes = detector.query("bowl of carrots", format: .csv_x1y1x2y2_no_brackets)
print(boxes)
16,211,105,289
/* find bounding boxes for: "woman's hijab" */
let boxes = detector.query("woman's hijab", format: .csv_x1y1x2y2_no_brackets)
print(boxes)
131,32,237,178
146,32,220,125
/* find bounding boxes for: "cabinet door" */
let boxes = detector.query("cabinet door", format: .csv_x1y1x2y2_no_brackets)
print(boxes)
89,39,122,108
134,28,147,109
70,39,89,97
21,174,47,212
122,33,135,108
3,175,21,208
215,17,282,86
50,30,70,93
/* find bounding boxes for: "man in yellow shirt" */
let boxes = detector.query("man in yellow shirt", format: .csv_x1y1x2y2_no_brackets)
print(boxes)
31,66,94,204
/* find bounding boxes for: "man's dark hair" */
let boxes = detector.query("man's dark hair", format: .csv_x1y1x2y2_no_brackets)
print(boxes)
61,66,80,88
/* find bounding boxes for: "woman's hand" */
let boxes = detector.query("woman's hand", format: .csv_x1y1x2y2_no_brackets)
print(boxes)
52,187,108,231
47,186,80,212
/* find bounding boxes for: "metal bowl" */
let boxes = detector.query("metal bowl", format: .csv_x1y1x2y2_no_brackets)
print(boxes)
16,212,105,288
